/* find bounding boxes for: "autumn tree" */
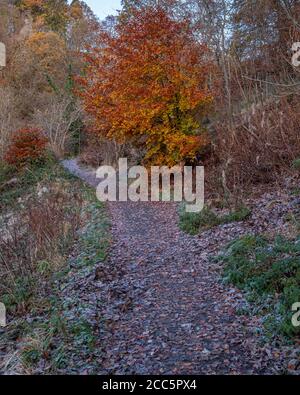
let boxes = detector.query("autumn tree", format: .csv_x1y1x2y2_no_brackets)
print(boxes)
79,6,214,165
19,0,69,34
9,31,68,108
67,0,100,55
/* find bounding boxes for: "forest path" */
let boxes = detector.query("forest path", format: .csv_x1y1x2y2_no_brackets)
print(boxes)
62,158,279,375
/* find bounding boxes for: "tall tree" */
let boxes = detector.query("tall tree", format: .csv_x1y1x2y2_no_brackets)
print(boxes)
79,5,214,165
121,0,186,20
68,0,99,53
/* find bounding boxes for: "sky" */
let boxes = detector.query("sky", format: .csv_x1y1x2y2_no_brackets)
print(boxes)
84,0,122,20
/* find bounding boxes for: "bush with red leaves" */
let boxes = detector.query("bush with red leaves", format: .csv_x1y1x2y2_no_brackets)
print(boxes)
5,128,48,168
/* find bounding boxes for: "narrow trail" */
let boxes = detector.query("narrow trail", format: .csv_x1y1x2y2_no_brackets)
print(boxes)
62,159,282,374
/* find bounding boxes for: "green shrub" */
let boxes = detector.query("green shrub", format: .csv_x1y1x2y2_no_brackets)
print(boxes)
179,205,251,235
0,156,63,210
292,158,300,170
219,234,300,338
0,162,16,185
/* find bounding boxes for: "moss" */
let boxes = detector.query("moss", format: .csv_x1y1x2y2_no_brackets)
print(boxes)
179,205,251,235
219,234,300,338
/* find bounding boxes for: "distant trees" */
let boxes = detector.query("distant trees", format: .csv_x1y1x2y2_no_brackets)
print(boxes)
0,87,18,161
0,0,100,159
1,0,300,170
68,0,100,54
19,0,69,33
34,95,82,158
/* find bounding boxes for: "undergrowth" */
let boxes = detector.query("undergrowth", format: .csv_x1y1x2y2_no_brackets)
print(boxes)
219,234,300,338
0,159,110,373
179,205,251,235
0,155,76,210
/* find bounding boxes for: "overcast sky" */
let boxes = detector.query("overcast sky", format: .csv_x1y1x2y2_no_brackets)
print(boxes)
84,0,122,20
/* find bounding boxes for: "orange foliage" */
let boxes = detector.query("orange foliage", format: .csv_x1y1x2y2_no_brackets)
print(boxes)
25,32,66,75
20,0,69,33
5,128,48,168
21,0,43,13
79,6,214,165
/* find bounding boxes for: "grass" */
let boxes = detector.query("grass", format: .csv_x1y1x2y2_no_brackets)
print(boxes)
292,158,300,170
20,192,110,372
179,205,251,235
0,156,78,211
218,234,300,338
0,158,84,315
0,158,111,373
74,197,111,267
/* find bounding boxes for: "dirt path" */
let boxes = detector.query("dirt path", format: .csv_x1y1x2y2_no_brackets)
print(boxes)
62,159,285,374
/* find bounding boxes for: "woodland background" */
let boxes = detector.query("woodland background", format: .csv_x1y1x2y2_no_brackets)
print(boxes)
0,0,300,195
0,0,300,375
